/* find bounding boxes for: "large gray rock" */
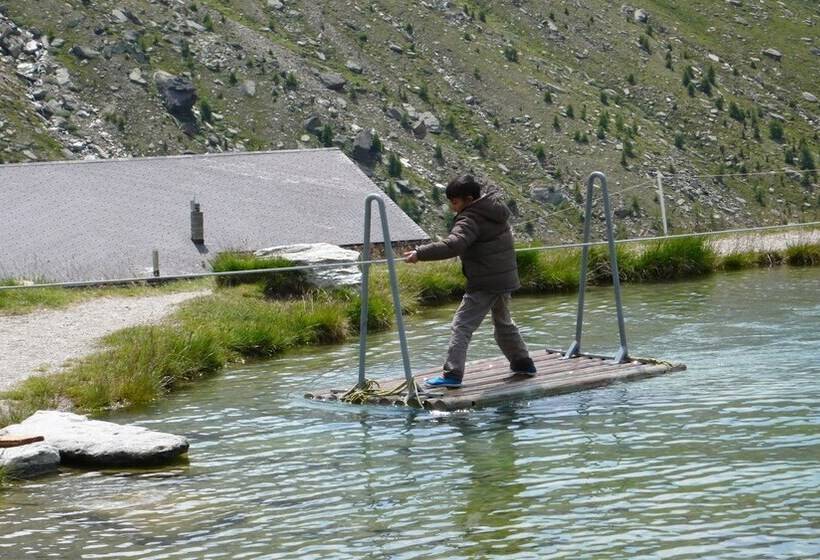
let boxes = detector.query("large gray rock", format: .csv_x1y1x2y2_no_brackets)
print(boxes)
319,72,346,91
0,411,189,467
351,128,378,164
153,70,197,117
254,243,361,288
69,45,100,60
419,112,441,134
0,442,60,479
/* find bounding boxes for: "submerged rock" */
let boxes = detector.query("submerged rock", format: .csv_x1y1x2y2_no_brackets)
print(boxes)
254,243,361,288
0,411,189,467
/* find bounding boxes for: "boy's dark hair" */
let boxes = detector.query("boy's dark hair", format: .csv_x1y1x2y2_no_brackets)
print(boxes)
445,174,482,200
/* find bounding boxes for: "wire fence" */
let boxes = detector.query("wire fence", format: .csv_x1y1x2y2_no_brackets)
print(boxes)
2,221,818,292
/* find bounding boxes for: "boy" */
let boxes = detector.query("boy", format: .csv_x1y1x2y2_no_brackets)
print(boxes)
404,174,536,388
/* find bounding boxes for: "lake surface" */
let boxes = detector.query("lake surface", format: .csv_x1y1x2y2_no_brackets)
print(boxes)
1,267,818,559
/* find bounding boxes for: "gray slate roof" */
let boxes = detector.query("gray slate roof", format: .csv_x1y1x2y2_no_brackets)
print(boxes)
0,149,429,282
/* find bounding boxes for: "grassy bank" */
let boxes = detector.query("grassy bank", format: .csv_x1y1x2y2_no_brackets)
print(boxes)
1,237,819,427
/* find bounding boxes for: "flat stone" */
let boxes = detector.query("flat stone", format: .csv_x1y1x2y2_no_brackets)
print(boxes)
802,92,817,103
129,68,147,85
0,411,189,467
761,48,782,61
186,19,206,33
0,442,60,479
15,62,38,81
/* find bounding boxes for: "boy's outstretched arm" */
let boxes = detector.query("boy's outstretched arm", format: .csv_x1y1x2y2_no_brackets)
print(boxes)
405,215,479,263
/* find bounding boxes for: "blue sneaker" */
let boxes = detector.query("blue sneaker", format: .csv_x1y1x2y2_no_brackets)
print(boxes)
424,375,463,388
510,357,537,377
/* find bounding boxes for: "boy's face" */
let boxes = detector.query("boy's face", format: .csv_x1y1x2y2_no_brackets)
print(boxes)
448,196,473,214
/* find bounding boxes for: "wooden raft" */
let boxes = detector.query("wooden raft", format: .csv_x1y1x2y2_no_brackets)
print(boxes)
305,349,686,411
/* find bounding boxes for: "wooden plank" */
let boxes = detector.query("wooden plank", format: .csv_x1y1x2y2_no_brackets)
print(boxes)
305,350,686,410
0,435,45,448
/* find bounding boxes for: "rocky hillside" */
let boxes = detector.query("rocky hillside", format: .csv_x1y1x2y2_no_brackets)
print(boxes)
0,0,817,241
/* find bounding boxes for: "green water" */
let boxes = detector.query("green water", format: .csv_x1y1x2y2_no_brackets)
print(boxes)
1,267,818,559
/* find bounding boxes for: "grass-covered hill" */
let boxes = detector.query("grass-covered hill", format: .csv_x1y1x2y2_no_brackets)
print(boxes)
0,0,817,241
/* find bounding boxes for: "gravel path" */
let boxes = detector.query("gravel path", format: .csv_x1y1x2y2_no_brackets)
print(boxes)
711,229,820,255
0,291,210,392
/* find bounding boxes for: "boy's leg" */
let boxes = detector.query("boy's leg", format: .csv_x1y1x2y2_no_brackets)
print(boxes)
490,293,533,371
442,291,495,380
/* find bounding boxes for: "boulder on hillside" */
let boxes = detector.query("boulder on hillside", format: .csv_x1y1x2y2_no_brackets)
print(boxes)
153,70,197,121
319,72,346,91
254,243,361,288
0,442,60,479
762,48,782,61
0,411,189,467
69,45,100,60
352,128,379,164
419,112,441,134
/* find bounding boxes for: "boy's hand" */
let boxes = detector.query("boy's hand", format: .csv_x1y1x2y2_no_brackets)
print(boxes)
404,250,419,263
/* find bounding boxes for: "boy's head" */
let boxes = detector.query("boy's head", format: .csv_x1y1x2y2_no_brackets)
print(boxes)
445,175,481,212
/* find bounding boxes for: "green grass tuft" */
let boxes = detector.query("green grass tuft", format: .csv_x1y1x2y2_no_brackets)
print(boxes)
785,243,820,266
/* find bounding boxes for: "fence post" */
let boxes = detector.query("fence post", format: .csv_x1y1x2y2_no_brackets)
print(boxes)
656,171,669,236
152,250,160,277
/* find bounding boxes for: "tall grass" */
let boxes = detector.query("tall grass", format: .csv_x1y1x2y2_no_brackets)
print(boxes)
210,252,304,293
785,243,820,266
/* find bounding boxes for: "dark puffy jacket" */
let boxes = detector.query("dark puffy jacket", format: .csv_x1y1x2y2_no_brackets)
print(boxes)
415,191,520,293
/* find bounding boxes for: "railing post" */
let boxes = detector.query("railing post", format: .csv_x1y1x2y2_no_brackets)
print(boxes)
358,194,415,398
657,171,669,236
564,172,629,363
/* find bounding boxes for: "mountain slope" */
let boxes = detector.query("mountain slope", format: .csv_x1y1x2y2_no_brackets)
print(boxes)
0,0,817,241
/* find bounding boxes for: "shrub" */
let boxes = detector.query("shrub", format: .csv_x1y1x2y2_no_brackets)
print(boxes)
566,104,575,119
769,120,784,142
388,153,403,177
503,45,518,62
319,124,333,147
200,99,213,123
534,144,546,162
785,243,820,266
544,90,553,104
371,132,383,154
729,101,745,123
674,132,685,149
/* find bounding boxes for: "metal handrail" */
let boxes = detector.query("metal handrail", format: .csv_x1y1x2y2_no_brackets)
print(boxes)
357,194,416,398
564,172,629,363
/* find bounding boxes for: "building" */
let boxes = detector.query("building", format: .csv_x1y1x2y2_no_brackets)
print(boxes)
0,148,429,282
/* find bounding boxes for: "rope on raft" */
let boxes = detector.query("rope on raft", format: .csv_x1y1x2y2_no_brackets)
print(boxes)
340,378,426,407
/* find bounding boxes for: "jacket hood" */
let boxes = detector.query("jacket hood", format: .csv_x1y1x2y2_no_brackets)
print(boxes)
463,190,509,224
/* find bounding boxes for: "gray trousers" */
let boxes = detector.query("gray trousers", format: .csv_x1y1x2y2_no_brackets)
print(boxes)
443,291,530,380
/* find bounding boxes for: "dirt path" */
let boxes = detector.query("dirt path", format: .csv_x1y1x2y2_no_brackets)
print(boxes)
0,291,210,392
